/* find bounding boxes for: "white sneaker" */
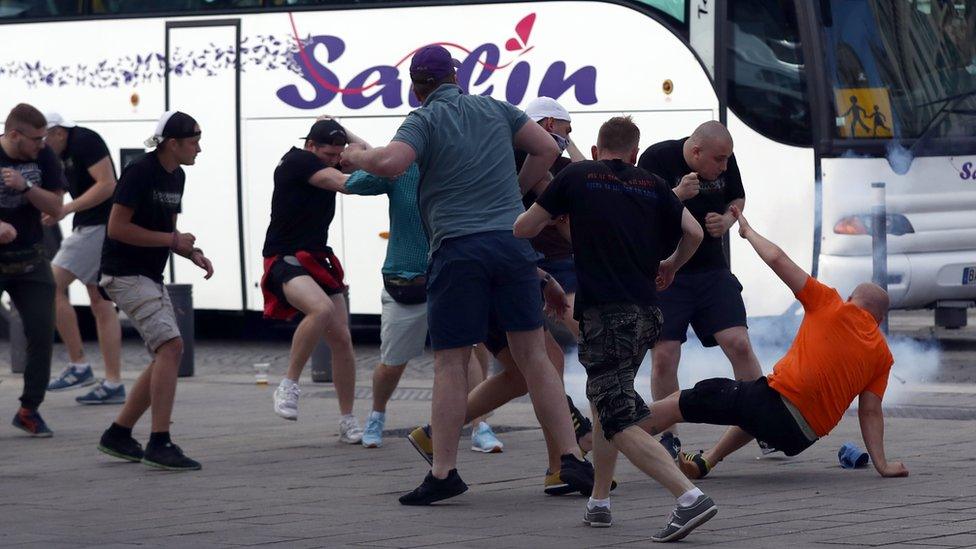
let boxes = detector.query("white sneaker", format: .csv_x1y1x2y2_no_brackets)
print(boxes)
339,416,363,444
273,380,300,420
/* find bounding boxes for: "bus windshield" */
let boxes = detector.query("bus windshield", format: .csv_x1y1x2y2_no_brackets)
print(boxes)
822,0,976,141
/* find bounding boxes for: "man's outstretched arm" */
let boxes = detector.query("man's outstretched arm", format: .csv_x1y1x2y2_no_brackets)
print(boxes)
730,205,808,294
858,390,909,478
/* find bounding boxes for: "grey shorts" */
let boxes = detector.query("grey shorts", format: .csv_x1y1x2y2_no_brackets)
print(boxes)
100,274,181,352
380,288,427,366
52,225,106,285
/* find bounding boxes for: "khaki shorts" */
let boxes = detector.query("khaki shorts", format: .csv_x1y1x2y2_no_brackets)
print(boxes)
100,274,181,352
379,288,428,366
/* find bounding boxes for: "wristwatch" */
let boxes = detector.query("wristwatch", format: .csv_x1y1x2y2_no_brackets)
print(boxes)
21,180,33,194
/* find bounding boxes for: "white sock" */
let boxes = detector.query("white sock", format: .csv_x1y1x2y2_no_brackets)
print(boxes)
102,380,122,390
341,414,356,422
677,487,705,508
369,411,385,420
280,378,297,388
70,362,90,372
587,496,610,510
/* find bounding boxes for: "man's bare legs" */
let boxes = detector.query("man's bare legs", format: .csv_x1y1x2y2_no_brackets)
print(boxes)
282,277,335,383
650,340,682,436
430,346,473,479
467,343,492,426
113,337,183,432
505,328,580,460
371,362,406,414
53,266,86,365
589,404,618,500
322,293,356,416
713,326,762,382
53,266,123,385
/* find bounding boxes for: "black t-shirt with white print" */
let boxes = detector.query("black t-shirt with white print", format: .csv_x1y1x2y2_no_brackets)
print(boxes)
100,151,184,282
262,147,336,257
536,159,685,318
638,137,745,272
62,126,115,228
0,144,66,259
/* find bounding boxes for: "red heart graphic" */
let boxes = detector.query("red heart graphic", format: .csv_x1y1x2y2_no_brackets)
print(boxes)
515,13,536,45
505,38,522,51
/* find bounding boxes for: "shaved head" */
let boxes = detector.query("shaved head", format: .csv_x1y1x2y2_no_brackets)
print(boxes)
689,120,733,149
850,283,890,324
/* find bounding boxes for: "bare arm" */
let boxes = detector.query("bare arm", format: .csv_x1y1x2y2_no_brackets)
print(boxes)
731,205,808,294
107,204,191,252
858,390,909,478
657,208,704,290
704,197,744,238
63,157,117,217
565,138,586,163
514,122,559,195
316,114,372,150
341,141,415,178
25,186,64,218
513,202,554,239
309,167,351,194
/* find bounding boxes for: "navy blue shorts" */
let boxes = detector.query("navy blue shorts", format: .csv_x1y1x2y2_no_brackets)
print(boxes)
427,231,544,351
537,256,578,295
658,268,747,347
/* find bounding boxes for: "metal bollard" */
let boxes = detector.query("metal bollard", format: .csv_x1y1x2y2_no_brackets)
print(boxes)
8,305,26,374
871,182,889,334
166,284,195,377
309,288,350,383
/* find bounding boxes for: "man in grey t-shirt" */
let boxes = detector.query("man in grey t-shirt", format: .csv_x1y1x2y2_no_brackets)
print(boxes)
342,45,594,505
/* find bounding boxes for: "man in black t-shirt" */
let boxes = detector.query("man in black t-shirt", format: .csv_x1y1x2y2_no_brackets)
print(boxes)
96,111,214,472
261,118,366,444
515,116,715,541
1,103,66,437
42,113,125,405
637,121,764,459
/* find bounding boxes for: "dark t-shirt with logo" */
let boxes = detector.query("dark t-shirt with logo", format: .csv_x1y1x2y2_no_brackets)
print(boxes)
638,137,745,272
515,151,573,259
262,147,336,257
100,151,184,282
0,144,66,258
62,126,115,228
536,159,685,318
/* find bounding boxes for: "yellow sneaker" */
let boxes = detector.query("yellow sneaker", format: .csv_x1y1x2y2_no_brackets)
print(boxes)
407,425,433,465
544,469,618,496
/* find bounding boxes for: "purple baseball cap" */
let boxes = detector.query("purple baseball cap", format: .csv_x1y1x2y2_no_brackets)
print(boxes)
409,45,461,80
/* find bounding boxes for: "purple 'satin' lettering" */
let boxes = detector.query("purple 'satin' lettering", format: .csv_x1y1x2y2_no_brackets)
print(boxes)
276,19,598,111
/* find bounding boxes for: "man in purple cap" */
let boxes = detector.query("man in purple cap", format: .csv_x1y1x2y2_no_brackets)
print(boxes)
342,45,594,505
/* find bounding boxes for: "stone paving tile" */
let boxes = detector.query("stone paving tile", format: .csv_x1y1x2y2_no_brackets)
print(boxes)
2,338,975,548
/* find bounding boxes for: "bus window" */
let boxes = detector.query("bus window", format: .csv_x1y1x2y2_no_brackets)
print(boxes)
0,0,80,18
726,0,813,146
633,0,686,23
92,0,259,14
822,0,976,142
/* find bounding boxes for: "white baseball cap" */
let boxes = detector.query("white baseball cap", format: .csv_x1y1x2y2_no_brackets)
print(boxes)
45,112,76,129
524,97,571,123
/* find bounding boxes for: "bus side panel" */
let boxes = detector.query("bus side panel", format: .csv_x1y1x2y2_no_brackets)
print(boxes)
819,155,976,308
727,112,815,317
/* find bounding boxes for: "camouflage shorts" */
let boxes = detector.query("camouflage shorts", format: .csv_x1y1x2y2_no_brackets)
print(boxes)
578,303,663,440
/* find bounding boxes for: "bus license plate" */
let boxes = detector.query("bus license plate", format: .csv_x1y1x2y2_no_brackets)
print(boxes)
964,266,976,285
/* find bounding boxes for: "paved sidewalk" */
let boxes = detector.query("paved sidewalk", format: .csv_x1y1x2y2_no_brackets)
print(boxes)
1,317,975,548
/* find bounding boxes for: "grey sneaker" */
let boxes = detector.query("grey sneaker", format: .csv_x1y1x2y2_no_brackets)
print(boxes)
651,495,717,543
583,505,612,528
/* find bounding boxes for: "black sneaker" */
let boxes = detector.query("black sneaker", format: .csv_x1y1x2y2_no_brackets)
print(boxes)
566,395,593,444
398,469,468,505
659,432,681,460
11,408,52,438
142,441,201,471
651,495,718,542
559,454,595,497
98,429,144,462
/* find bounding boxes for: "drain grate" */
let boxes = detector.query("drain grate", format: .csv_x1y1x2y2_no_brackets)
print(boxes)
846,405,976,421
312,387,432,401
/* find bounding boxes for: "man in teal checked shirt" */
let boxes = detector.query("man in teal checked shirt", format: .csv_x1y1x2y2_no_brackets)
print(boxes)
319,157,504,451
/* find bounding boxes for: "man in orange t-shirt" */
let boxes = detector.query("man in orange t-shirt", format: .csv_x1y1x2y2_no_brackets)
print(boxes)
639,206,909,480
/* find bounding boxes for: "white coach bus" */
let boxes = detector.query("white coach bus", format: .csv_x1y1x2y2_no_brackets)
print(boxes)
0,0,973,324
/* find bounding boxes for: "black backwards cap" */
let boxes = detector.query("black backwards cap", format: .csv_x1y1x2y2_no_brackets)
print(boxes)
145,111,200,148
301,119,348,146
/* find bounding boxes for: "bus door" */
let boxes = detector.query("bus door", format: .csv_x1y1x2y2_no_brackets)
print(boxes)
165,19,245,311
